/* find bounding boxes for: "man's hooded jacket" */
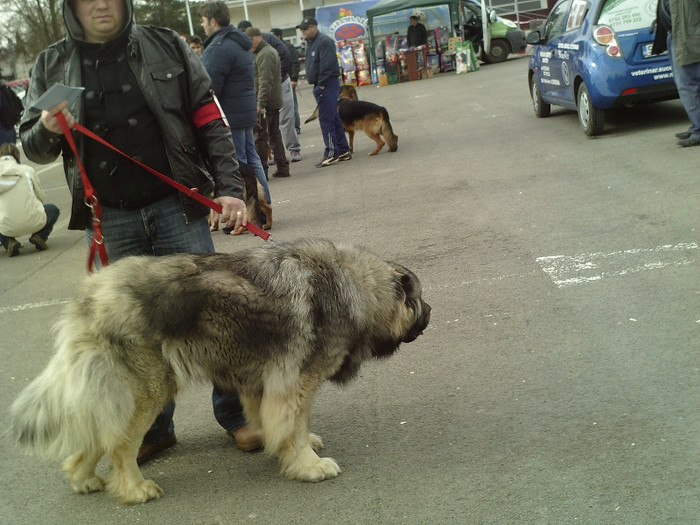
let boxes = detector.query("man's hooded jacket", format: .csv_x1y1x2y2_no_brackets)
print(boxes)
19,0,242,230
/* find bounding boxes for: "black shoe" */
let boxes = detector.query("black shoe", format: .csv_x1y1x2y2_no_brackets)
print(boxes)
29,233,48,251
675,130,691,140
137,434,177,465
336,151,352,161
678,136,700,148
6,237,20,257
272,171,290,177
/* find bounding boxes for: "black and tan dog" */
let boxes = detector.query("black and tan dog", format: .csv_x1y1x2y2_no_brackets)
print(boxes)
305,85,398,156
337,97,398,156
209,161,272,234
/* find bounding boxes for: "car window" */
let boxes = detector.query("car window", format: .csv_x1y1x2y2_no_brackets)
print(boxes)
566,0,590,31
462,3,481,24
542,0,572,41
597,0,657,31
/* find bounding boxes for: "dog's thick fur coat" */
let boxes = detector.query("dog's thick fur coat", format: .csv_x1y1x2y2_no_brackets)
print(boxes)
10,239,430,504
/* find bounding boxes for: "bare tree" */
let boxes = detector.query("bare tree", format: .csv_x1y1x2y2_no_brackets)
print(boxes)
0,0,65,72
133,0,204,38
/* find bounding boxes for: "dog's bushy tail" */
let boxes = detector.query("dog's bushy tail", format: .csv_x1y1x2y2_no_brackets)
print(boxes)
380,108,399,152
10,309,135,459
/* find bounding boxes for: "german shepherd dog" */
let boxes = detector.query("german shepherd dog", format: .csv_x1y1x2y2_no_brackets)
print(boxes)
209,162,272,234
305,85,398,156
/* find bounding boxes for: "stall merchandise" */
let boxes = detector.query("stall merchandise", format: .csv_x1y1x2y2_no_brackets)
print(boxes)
455,40,479,74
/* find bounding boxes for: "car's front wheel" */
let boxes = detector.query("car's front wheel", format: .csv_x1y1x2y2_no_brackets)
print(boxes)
530,75,550,118
577,83,605,136
484,39,510,64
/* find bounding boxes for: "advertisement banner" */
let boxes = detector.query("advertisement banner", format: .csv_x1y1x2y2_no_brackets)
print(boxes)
315,0,382,42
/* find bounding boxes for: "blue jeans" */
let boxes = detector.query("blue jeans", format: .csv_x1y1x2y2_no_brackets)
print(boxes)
313,76,349,158
0,203,60,248
86,193,247,443
293,84,301,132
669,35,700,140
230,127,271,204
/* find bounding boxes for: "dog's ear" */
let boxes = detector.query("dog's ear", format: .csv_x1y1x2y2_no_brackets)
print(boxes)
390,263,419,302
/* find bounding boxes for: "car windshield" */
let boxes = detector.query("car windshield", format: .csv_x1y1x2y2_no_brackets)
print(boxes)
597,0,657,31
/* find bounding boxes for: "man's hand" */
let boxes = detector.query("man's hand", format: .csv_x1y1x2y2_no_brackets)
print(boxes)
213,196,247,230
41,101,75,134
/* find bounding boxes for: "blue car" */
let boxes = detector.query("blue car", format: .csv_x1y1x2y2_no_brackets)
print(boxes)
526,0,678,136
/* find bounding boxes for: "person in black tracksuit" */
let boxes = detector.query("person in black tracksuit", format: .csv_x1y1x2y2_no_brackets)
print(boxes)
297,17,350,167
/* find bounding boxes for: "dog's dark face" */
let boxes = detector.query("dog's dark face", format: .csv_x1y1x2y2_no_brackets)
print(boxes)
339,85,359,101
398,271,431,343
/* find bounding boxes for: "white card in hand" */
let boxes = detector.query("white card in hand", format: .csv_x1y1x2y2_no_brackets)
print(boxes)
31,83,85,111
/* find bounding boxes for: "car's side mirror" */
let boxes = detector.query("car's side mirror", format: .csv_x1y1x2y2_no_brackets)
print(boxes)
489,11,497,23
526,31,542,44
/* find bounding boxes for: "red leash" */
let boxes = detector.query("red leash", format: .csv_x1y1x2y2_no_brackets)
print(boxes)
55,113,270,272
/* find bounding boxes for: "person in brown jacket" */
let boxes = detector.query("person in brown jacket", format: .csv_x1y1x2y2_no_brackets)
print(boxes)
246,27,290,177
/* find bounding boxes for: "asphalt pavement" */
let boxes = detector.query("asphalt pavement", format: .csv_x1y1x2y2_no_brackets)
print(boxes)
1,56,698,525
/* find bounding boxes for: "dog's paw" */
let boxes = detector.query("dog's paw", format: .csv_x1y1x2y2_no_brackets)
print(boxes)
71,474,106,494
119,480,164,505
284,454,341,482
302,457,341,482
309,433,324,451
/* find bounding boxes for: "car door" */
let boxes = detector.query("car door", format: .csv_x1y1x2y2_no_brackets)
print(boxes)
536,0,572,104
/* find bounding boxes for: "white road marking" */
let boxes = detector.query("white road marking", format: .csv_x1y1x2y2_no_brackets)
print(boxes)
536,242,698,287
0,298,71,314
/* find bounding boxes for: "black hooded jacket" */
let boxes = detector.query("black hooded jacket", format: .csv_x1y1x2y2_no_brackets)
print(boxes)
19,0,243,230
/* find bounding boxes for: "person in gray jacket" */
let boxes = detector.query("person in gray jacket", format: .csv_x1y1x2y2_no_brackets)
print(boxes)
240,20,301,162
246,27,289,178
19,0,260,462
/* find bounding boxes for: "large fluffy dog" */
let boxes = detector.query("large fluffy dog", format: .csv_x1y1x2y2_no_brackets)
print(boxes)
10,239,430,504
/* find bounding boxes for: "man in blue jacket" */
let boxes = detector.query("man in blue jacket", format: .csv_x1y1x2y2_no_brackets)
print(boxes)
297,17,351,167
199,1,271,204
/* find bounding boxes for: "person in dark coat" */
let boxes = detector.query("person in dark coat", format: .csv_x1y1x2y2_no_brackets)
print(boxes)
199,1,270,202
297,17,351,167
407,15,428,48
19,0,256,462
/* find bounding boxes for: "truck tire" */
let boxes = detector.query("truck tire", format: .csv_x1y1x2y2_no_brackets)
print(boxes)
483,39,509,63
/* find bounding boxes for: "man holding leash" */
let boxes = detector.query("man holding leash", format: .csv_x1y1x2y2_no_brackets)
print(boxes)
20,0,261,461
297,17,351,167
